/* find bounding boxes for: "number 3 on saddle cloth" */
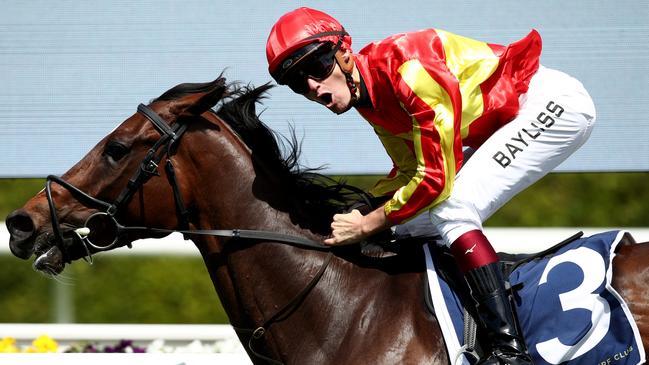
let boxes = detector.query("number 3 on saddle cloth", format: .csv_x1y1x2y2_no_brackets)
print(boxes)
424,230,646,365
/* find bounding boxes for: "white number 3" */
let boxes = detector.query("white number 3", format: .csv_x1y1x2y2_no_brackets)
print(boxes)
536,247,611,364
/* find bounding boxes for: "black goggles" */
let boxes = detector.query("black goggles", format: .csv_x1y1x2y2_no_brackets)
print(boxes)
273,35,346,94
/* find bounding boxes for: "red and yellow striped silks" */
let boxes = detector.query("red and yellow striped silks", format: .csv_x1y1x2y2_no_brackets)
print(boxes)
355,28,541,223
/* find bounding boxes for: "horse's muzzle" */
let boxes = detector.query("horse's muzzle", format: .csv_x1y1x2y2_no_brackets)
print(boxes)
6,209,36,259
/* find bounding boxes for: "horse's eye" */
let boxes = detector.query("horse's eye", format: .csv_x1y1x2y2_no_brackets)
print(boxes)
104,141,129,162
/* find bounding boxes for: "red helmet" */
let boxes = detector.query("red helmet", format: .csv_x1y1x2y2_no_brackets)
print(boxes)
266,7,352,76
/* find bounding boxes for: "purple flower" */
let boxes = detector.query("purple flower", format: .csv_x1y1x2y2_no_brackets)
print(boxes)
82,344,99,353
103,340,146,353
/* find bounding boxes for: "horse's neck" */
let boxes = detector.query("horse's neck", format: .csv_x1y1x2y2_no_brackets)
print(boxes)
187,127,330,302
191,169,340,359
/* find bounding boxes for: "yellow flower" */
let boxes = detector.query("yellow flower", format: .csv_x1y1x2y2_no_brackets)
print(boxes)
25,335,58,353
0,337,19,353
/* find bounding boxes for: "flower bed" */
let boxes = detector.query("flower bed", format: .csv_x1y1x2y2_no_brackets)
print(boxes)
1,335,244,354
1,335,58,353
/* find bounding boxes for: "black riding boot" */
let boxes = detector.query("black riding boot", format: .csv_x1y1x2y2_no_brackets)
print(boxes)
465,263,534,365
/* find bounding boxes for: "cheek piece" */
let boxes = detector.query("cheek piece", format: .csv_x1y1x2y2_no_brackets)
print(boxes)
335,51,358,106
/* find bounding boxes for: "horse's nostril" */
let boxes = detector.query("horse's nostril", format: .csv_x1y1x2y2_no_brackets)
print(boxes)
6,209,35,240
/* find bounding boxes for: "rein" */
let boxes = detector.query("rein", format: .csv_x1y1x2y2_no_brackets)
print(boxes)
232,252,333,365
44,103,337,364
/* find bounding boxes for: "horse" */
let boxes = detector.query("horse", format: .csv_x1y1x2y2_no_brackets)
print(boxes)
5,77,648,364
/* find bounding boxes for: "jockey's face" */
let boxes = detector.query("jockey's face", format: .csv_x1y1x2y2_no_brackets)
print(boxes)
274,40,355,114
303,54,353,115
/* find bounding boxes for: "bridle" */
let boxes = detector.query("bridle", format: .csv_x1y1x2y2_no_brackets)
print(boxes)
45,104,191,258
43,102,338,364
45,103,333,256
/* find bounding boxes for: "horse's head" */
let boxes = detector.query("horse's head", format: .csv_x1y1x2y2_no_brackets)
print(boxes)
6,77,228,275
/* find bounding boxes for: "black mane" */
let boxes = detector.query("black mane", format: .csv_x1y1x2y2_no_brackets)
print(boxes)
212,82,361,233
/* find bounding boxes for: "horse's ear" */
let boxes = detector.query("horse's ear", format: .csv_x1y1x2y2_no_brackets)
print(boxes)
171,77,228,118
186,77,228,116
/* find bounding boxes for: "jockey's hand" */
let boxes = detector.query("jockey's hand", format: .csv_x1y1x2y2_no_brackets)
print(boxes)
324,206,392,246
324,209,365,246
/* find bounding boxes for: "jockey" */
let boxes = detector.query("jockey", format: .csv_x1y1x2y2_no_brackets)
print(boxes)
266,7,596,364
